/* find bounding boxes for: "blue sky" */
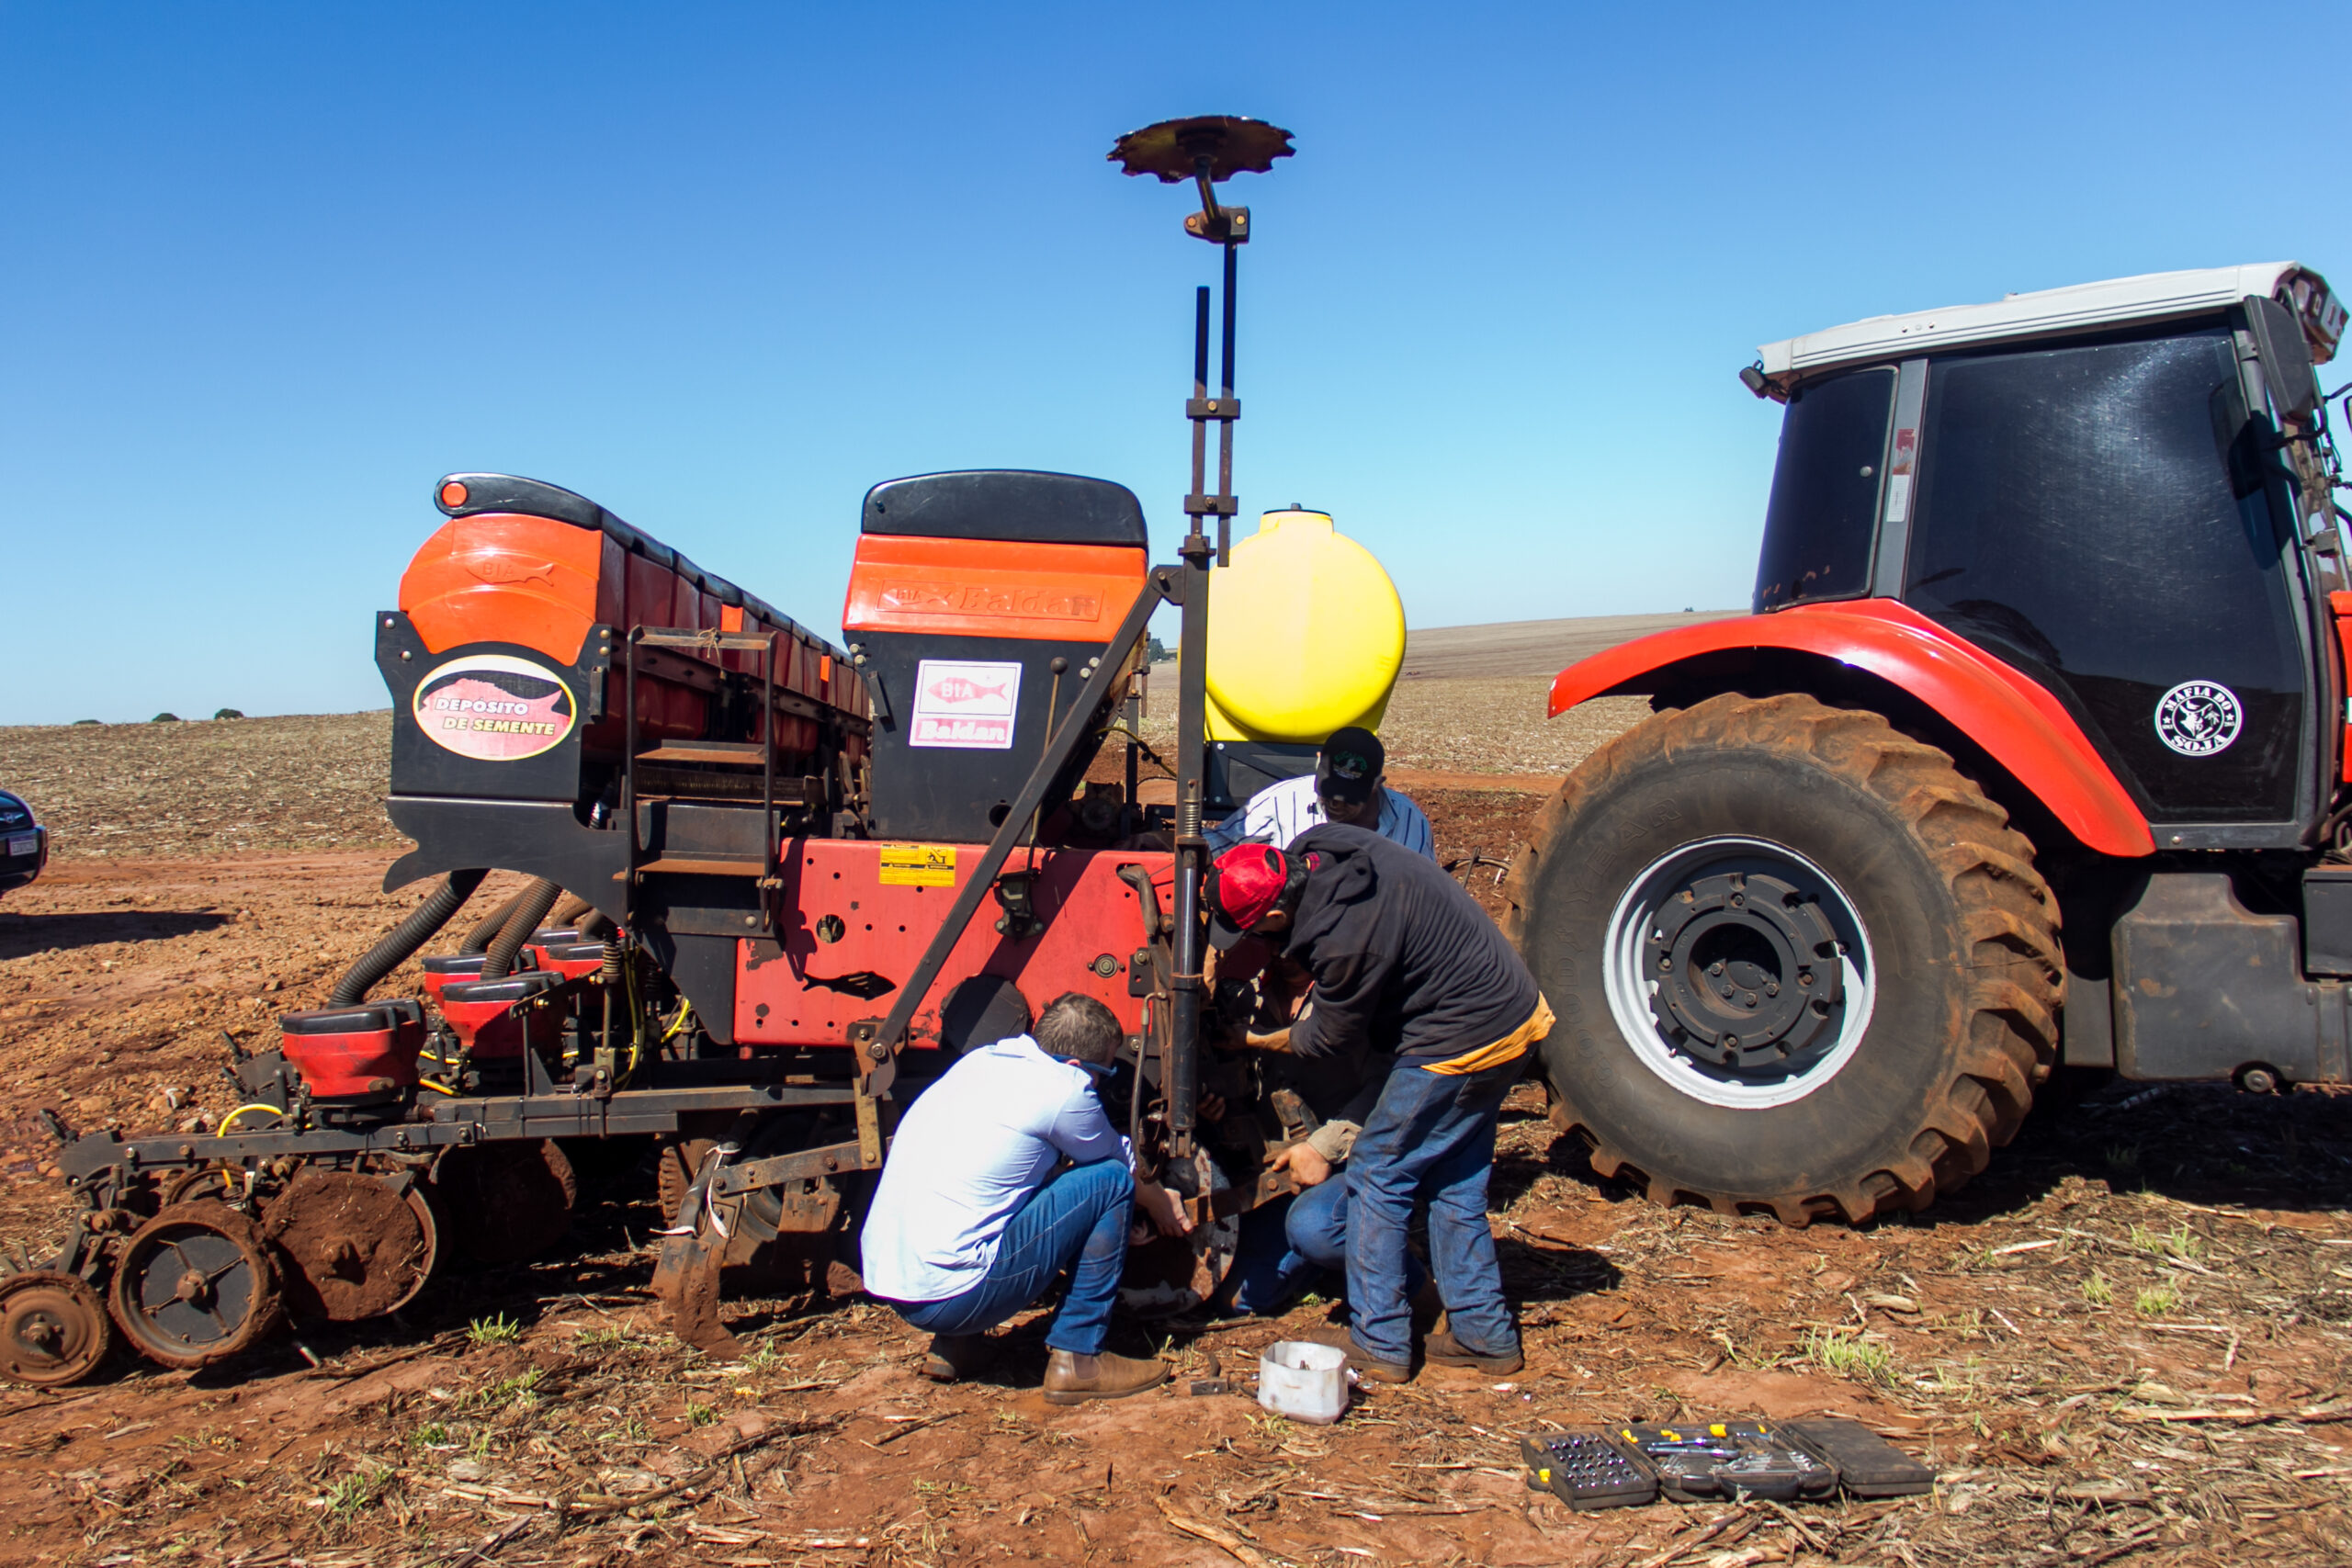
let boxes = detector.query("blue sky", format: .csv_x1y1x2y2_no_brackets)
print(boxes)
5,2,2345,722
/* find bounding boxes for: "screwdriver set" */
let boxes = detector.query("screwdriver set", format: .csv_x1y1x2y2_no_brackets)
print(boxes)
1615,1419,1838,1502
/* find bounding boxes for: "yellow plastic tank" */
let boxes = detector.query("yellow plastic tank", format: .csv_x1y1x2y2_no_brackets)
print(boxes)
1204,507,1406,743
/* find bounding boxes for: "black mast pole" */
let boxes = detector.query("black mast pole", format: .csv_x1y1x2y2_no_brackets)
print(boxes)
1216,238,1238,567
1169,267,1216,1156
1106,114,1294,1168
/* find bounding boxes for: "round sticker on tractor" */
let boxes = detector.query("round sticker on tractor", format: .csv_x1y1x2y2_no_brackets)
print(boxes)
2154,680,2243,758
413,654,577,761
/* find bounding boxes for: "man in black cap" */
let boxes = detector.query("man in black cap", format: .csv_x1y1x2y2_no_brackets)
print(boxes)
1206,726,1433,860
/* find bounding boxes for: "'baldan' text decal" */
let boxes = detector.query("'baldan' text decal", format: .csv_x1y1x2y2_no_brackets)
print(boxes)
908,659,1022,750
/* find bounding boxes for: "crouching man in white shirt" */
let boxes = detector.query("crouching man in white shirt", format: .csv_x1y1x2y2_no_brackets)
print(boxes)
861,993,1192,1403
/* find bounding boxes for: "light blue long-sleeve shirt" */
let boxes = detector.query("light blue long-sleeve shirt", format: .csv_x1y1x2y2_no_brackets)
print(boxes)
1204,774,1436,860
859,1033,1134,1303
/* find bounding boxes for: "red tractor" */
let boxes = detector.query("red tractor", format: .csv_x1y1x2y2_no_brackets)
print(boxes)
1509,265,2352,1224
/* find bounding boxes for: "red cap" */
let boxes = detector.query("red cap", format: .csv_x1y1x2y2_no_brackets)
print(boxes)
1208,842,1290,948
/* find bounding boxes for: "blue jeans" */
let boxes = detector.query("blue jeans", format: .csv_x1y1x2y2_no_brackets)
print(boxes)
888,1159,1132,1355
1226,1178,1354,1314
1345,1057,1520,1365
1226,1173,1430,1314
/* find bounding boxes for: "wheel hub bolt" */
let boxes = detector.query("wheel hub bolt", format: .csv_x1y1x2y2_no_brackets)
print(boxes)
174,1270,209,1305
1709,961,1724,976
23,1316,59,1349
1765,981,1780,997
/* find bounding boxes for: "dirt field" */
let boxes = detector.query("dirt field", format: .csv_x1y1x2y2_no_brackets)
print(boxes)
0,715,398,862
2,699,2350,1566
1398,612,1744,681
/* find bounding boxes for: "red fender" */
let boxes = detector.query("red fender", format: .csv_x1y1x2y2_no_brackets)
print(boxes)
1548,599,2155,858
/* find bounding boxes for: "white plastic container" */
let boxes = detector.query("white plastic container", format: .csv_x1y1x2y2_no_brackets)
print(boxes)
1257,1340,1353,1425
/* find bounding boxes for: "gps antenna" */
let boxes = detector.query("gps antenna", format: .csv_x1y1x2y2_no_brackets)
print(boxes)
1108,115,1293,1161
1109,114,1293,566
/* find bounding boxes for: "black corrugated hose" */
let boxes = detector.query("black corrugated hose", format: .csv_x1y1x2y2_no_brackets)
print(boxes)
481,877,562,981
330,869,489,1006
459,891,525,953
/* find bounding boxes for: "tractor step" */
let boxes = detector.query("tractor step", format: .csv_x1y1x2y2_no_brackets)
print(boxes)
636,741,770,766
628,855,767,877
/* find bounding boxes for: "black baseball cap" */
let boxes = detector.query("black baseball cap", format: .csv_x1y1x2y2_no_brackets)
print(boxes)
1315,727,1384,807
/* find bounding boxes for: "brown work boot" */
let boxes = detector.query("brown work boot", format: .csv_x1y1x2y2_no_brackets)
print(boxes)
1041,1347,1170,1404
921,1334,993,1383
1296,1325,1414,1384
1424,1326,1522,1375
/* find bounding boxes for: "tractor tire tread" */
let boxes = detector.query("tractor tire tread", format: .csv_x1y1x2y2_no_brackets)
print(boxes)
1510,691,2064,1225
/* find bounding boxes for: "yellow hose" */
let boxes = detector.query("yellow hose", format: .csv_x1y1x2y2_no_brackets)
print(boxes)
216,1104,286,1134
415,1078,458,1096
662,999,695,1042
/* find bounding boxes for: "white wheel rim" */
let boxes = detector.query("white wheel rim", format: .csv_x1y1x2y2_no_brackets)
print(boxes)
1601,835,1875,1110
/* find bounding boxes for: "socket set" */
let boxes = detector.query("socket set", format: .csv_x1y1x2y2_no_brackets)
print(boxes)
1517,1430,1658,1510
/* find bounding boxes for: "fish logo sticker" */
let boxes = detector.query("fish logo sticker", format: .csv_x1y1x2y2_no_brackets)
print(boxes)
413,654,578,761
909,659,1022,750
2154,680,2243,758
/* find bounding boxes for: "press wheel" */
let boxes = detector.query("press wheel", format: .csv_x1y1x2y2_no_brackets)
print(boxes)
108,1202,285,1369
0,1270,115,1387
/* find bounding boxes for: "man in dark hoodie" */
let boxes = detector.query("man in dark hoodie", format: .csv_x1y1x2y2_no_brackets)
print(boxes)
1208,826,1554,1381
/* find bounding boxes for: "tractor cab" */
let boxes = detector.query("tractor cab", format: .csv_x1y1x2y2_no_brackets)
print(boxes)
1747,264,2346,846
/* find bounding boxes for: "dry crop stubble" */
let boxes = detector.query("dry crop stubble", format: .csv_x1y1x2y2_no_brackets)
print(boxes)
0,713,403,861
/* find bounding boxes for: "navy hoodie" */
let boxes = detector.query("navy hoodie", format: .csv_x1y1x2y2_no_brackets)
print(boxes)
1282,822,1541,1063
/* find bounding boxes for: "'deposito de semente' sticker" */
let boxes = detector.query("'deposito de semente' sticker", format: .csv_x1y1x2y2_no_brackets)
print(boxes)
413,654,577,761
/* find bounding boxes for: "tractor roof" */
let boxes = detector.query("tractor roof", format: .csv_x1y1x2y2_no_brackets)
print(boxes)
1756,262,2343,391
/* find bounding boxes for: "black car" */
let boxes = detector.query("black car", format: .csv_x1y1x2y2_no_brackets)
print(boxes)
0,790,47,897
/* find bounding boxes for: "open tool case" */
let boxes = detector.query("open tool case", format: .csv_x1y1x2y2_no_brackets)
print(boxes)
1523,1416,1933,1507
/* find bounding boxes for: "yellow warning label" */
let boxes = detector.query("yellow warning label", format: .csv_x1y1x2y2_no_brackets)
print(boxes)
878,844,957,887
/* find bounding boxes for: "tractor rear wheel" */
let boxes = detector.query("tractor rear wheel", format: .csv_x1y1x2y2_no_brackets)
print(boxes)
1504,692,2062,1224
